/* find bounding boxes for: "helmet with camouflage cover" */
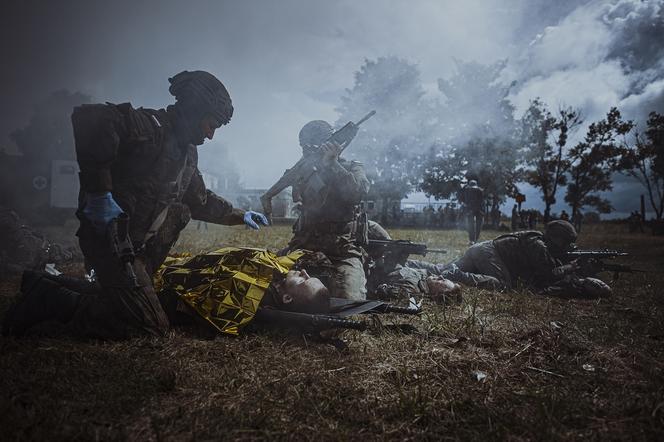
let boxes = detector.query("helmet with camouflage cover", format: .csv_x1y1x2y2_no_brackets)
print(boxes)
299,120,333,154
168,70,233,126
543,220,577,254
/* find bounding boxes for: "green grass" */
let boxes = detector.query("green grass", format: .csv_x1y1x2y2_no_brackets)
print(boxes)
1,223,663,440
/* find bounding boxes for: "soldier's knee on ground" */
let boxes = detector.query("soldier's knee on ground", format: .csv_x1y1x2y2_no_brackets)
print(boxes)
330,258,367,301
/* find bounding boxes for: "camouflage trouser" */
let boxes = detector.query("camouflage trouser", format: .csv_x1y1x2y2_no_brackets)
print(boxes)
451,241,512,289
62,206,192,339
369,264,429,300
406,259,503,290
288,232,367,301
69,224,170,339
466,211,483,243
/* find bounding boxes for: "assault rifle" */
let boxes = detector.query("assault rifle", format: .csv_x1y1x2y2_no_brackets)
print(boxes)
107,212,139,287
366,239,447,266
565,249,646,279
260,110,376,221
254,299,421,332
566,249,628,259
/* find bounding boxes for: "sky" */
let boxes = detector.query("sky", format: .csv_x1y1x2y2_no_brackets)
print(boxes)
1,0,663,216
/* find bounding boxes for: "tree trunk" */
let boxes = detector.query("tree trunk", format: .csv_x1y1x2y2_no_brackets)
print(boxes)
381,197,389,225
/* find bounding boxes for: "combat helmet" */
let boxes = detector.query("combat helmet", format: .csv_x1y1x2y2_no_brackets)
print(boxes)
299,120,333,153
168,70,233,126
544,220,577,252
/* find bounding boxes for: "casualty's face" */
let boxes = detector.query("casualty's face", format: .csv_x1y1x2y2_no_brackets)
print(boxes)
284,269,326,298
280,269,329,313
426,276,461,295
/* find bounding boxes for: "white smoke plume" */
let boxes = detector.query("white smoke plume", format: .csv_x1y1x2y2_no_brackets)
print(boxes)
508,0,664,124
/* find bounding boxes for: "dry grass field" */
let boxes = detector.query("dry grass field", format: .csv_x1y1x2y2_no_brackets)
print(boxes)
1,222,663,441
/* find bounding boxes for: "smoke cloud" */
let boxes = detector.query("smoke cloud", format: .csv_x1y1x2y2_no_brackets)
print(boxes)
1,0,661,216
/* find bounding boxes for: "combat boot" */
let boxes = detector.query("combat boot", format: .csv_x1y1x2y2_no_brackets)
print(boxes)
2,271,81,337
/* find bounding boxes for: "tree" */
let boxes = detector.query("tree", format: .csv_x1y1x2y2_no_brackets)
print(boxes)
420,60,522,208
565,108,634,218
520,99,582,222
418,136,521,209
336,57,428,215
436,59,516,142
366,136,417,223
618,112,664,220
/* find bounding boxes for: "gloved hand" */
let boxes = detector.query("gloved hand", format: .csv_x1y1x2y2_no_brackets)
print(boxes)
243,211,269,230
82,192,123,234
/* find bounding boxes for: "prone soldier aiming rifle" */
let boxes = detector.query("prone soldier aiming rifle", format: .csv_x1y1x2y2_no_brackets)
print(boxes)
260,110,376,221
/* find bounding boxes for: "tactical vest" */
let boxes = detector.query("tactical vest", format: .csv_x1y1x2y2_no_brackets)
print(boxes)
75,103,198,247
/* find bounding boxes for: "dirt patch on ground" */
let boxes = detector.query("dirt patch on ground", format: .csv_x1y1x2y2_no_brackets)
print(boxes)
1,224,663,440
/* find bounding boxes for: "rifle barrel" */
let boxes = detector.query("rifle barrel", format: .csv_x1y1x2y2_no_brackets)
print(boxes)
355,110,376,126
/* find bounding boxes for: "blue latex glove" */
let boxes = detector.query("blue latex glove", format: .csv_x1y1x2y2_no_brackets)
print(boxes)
243,211,269,230
82,192,123,234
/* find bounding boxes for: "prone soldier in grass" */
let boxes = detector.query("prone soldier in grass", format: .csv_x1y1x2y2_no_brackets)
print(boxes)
450,220,612,297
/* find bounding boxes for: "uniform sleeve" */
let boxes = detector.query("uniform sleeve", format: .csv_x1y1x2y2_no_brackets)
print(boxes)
183,168,245,225
526,238,569,286
321,159,370,202
71,104,127,193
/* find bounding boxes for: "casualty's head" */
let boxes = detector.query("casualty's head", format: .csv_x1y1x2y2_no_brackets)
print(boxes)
543,220,577,256
274,269,330,314
298,120,333,156
168,70,233,146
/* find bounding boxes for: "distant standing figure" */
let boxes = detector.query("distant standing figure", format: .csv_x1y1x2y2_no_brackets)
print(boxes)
528,210,537,229
560,210,570,221
628,211,644,233
460,180,484,244
511,205,519,231
490,206,501,229
573,211,583,233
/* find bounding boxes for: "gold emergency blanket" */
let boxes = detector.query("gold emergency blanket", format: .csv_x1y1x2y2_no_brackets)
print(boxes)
156,247,304,335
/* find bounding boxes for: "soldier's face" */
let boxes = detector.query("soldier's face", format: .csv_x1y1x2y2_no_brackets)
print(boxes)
196,115,221,145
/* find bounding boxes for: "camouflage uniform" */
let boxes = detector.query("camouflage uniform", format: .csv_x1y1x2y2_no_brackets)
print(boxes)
66,98,246,338
460,181,484,243
287,156,370,300
365,220,499,297
453,230,611,297
3,71,250,339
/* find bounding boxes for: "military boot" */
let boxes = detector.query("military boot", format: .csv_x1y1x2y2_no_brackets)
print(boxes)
2,271,82,337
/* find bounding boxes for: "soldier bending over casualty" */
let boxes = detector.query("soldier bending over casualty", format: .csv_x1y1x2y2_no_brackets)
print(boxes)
3,71,269,339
